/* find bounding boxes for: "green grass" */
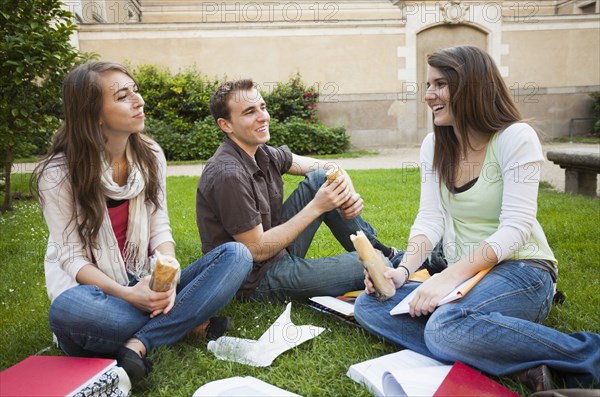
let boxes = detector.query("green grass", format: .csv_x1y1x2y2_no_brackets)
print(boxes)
547,136,600,144
0,172,34,201
310,149,379,160
12,156,42,164
1,170,599,396
163,150,379,167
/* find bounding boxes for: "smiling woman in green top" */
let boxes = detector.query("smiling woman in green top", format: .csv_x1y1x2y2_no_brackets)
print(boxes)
354,45,599,393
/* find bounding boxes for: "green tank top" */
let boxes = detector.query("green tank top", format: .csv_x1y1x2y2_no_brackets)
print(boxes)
440,134,557,266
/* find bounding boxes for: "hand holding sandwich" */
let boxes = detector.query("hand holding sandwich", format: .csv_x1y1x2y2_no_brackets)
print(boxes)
325,166,364,220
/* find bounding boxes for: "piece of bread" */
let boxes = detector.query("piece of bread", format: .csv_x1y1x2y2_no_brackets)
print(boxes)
350,231,396,301
350,230,377,262
149,255,179,292
325,166,343,185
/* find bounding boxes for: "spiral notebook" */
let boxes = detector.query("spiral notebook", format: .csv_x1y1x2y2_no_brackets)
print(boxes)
0,356,130,397
308,295,359,326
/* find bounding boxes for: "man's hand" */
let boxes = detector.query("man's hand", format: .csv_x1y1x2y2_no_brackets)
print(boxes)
312,175,352,214
339,192,364,219
326,169,362,219
288,154,365,219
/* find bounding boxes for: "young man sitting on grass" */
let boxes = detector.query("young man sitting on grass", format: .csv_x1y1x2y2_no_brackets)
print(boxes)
196,79,398,301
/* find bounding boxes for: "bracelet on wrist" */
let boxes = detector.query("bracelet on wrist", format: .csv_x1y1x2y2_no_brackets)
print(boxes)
397,265,410,282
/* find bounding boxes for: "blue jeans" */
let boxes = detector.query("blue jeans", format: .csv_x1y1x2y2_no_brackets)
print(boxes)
49,242,252,356
251,170,381,301
354,258,600,386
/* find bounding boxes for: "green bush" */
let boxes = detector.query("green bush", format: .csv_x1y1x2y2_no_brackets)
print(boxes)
261,78,349,156
269,117,349,155
261,73,319,123
145,117,223,161
135,66,347,160
147,116,349,160
134,65,220,133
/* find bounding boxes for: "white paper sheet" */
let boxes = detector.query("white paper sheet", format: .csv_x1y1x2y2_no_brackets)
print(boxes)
192,376,300,397
207,303,325,367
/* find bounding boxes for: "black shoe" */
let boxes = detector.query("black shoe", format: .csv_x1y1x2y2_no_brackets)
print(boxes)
371,239,394,259
116,346,153,383
387,247,402,267
509,364,553,392
553,289,566,305
206,316,231,340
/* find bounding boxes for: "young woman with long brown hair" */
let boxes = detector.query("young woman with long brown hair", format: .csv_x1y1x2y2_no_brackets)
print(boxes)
354,46,599,392
34,62,251,383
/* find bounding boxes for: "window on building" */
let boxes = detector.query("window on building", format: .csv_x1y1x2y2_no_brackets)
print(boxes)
578,0,599,13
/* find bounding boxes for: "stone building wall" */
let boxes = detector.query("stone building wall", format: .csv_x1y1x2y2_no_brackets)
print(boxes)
65,0,600,147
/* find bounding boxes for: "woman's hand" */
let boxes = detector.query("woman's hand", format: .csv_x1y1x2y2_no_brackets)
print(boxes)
159,287,177,318
363,267,408,294
407,272,459,317
126,276,176,318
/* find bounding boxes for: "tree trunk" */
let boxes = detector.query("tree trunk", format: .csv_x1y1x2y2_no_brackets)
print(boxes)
1,146,13,212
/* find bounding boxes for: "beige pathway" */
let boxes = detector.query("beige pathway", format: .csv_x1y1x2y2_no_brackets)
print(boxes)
163,142,599,195
11,142,599,195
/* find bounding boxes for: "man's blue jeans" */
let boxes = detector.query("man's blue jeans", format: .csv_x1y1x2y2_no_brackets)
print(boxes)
49,242,252,356
251,170,382,301
354,258,600,385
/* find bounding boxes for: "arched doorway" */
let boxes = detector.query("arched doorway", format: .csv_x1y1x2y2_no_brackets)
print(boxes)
416,25,488,142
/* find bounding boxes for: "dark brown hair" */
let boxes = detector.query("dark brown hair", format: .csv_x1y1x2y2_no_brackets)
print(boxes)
33,61,161,249
427,45,523,190
209,79,255,126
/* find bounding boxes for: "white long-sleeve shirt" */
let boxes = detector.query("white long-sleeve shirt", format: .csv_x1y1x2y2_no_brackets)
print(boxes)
39,142,174,302
410,123,557,267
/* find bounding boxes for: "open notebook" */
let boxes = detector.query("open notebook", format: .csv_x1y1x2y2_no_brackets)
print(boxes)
308,294,360,326
347,349,518,397
390,268,491,315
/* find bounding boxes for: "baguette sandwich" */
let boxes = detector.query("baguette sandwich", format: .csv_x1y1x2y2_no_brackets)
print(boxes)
350,231,396,301
149,254,180,292
325,166,343,185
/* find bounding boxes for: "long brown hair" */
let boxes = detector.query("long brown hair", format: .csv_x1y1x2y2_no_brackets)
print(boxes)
33,61,161,249
427,45,523,190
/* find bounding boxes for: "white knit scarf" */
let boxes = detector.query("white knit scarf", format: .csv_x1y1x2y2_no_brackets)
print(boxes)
93,145,150,285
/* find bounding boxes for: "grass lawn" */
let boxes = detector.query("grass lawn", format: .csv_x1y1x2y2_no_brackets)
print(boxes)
548,136,600,144
1,169,599,396
164,150,378,166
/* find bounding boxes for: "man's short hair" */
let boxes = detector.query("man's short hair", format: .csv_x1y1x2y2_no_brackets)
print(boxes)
209,79,255,123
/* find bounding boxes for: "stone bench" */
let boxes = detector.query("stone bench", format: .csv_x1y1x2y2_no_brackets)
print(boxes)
546,148,600,197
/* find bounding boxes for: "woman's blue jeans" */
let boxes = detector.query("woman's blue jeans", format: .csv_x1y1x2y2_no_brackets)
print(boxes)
49,242,252,356
251,170,382,301
354,258,600,386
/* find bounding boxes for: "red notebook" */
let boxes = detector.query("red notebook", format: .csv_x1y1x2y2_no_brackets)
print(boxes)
0,356,116,397
433,361,519,397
